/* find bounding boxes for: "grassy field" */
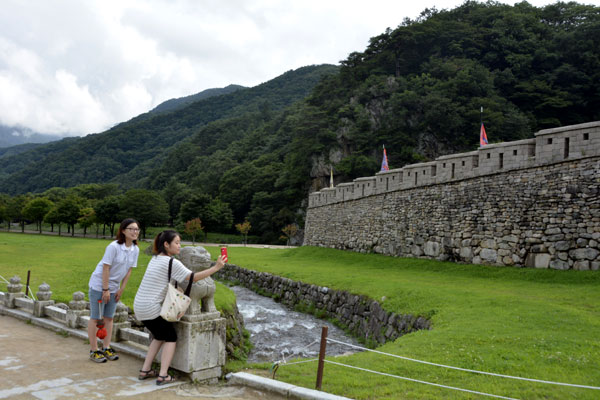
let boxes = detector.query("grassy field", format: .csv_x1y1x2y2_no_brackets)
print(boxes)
1,232,599,399
205,246,600,399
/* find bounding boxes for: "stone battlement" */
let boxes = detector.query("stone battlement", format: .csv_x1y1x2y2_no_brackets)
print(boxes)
309,121,600,207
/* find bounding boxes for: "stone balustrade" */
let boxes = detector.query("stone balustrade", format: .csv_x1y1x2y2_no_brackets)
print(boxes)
1,264,226,383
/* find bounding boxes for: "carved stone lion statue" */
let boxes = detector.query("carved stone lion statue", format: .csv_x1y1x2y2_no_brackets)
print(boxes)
179,246,217,314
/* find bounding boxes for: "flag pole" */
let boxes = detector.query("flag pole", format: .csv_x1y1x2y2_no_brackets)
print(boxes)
480,106,483,126
330,167,334,188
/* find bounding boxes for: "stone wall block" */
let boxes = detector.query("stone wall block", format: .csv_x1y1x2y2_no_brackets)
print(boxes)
573,260,590,270
525,253,551,269
570,248,600,260
480,248,498,263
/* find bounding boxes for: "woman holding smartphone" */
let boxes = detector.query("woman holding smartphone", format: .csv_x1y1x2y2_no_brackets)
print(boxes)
133,230,225,385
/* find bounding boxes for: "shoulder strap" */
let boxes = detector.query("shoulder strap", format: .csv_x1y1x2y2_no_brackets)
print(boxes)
184,273,194,296
168,257,193,294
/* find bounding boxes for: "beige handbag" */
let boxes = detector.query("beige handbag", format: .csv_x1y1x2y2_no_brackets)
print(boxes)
160,258,194,322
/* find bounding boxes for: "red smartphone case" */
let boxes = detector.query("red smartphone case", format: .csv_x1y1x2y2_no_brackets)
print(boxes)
220,247,228,262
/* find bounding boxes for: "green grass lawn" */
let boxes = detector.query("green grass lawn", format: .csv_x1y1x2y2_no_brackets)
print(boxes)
1,232,599,399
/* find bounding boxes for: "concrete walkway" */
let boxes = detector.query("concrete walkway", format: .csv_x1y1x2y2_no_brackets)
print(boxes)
0,313,351,400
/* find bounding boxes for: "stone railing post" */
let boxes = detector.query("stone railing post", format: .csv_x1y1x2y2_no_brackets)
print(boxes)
33,282,55,317
66,291,88,329
5,276,25,308
110,302,131,342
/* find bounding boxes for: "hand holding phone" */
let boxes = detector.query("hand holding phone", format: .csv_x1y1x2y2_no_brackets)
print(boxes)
220,247,228,263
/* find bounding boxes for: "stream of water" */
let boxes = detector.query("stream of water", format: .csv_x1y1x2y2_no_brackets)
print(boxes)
232,286,362,364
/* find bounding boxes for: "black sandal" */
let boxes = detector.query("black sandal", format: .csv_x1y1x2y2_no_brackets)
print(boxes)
156,375,176,386
138,369,158,380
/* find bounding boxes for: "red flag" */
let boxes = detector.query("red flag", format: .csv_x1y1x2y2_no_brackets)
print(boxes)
480,123,488,146
380,146,389,171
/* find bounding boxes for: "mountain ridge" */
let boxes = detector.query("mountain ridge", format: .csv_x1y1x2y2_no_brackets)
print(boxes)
0,64,338,194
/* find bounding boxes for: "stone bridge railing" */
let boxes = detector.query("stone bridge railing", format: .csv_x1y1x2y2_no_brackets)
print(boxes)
1,275,149,345
0,274,225,383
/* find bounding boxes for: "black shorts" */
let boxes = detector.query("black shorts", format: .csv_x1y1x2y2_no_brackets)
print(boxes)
142,316,177,342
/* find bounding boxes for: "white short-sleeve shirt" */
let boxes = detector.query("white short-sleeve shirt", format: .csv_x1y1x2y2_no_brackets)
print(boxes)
88,240,139,293
133,255,192,321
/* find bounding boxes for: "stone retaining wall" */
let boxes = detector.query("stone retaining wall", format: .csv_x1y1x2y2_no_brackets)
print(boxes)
305,156,600,270
216,264,430,346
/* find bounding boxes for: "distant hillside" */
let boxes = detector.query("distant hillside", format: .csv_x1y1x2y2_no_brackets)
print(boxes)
150,84,246,114
0,124,62,148
0,64,338,194
0,143,46,159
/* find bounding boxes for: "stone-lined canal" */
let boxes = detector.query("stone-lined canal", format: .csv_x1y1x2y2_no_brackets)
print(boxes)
232,286,362,363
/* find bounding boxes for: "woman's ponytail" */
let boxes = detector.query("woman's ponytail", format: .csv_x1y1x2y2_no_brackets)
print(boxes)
152,230,179,255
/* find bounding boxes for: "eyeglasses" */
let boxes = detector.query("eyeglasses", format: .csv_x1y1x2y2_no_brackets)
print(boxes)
126,228,140,232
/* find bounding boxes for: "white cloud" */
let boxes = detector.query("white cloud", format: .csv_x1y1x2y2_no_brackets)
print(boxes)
0,0,597,137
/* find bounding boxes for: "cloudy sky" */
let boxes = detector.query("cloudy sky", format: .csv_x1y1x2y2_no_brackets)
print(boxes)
1,0,595,137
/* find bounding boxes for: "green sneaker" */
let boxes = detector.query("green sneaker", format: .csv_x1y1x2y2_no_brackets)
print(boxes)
90,350,107,363
102,347,119,361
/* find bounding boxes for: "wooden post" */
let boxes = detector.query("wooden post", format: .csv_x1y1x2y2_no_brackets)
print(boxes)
315,326,328,390
25,270,31,298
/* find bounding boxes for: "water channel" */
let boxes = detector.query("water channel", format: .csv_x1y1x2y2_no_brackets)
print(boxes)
232,286,362,364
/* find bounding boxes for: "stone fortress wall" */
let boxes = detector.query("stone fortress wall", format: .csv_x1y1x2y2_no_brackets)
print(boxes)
304,121,600,270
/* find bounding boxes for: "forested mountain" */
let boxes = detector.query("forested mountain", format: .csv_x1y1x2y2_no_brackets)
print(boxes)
0,65,337,194
0,143,45,159
1,1,599,243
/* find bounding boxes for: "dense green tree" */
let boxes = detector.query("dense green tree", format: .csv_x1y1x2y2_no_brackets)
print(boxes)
22,197,54,233
44,206,61,234
41,187,69,203
162,180,192,226
78,207,96,237
179,193,211,225
94,196,122,237
120,189,169,238
0,203,7,228
56,196,83,236
68,183,120,200
7,195,30,232
203,198,234,233
0,194,9,228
